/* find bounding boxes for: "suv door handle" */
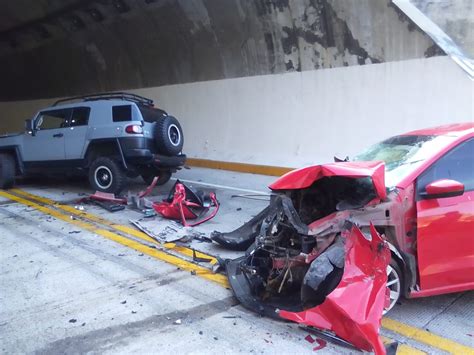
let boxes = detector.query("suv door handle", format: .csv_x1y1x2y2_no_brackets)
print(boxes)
53,133,64,138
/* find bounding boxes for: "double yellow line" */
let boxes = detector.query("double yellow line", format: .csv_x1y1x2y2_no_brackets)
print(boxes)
0,188,228,287
2,188,473,355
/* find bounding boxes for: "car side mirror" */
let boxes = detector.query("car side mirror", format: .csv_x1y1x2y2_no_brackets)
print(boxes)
25,119,35,136
421,179,464,199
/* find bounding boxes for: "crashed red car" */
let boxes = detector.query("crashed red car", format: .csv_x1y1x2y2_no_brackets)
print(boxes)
212,123,473,353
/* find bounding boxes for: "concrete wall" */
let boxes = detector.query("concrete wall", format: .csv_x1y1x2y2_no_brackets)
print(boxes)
1,56,472,168
0,0,441,101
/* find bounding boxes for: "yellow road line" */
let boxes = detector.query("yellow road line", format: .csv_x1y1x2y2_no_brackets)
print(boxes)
0,190,228,288
382,318,474,355
11,189,217,264
381,336,426,355
8,189,471,355
186,158,293,176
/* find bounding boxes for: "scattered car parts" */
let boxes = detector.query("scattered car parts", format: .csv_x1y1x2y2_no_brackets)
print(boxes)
153,180,219,227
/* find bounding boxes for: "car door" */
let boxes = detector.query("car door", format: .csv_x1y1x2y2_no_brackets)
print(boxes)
415,137,474,292
22,108,71,162
64,106,91,160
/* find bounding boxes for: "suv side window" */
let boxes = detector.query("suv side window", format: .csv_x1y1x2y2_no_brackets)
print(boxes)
112,105,132,122
36,109,71,130
417,138,474,198
71,107,90,126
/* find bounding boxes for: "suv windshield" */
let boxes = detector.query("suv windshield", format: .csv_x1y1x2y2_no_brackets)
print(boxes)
353,134,457,187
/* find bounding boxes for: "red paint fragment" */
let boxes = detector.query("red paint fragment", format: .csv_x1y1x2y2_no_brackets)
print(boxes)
280,224,391,355
153,182,219,227
305,334,315,344
313,338,327,351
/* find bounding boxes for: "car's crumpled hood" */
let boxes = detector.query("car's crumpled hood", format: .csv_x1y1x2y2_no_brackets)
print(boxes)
269,161,386,200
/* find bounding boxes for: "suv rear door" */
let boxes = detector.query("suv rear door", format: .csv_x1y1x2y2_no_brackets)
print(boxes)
23,108,71,162
64,107,90,160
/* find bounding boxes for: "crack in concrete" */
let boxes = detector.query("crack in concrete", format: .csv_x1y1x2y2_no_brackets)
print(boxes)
420,292,465,330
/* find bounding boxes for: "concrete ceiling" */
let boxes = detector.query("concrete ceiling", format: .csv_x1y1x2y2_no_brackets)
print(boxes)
0,0,81,32
0,0,444,101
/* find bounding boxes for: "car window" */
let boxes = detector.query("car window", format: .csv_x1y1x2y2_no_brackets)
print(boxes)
138,104,167,122
70,107,90,126
36,109,71,130
417,138,474,197
112,105,132,122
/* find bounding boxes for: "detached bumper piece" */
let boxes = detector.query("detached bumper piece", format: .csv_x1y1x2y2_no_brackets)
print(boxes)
279,225,391,354
153,180,219,227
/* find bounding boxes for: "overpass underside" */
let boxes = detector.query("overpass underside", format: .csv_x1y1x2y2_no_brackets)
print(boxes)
0,0,453,100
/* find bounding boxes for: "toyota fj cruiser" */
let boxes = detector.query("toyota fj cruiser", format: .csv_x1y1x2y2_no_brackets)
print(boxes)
0,92,186,193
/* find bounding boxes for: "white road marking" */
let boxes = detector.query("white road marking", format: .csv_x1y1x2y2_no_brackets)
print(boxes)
171,178,270,195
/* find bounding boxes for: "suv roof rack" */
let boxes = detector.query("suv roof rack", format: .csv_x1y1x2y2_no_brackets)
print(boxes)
53,92,154,107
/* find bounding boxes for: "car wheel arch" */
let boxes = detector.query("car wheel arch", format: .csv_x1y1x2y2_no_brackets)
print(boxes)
84,139,126,169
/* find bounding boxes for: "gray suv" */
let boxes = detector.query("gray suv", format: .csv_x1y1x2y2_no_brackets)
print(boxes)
0,92,186,193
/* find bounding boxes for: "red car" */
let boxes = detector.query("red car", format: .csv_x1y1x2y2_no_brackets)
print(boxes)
213,122,473,316
362,122,474,303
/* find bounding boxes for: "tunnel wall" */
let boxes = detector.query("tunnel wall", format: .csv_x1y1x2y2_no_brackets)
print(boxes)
0,0,441,101
1,55,472,168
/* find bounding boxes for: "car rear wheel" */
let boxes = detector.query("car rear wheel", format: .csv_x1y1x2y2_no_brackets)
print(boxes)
0,153,15,189
89,157,127,194
384,260,402,314
141,170,172,186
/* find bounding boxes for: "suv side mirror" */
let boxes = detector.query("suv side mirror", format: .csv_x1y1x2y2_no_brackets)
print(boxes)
25,119,35,136
421,179,464,199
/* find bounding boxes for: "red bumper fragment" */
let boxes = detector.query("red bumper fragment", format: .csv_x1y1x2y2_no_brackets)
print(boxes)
279,224,391,354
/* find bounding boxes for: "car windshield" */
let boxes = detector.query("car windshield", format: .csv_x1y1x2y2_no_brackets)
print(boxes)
353,134,456,187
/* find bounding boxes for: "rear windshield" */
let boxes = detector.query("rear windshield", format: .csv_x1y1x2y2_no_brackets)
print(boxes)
138,105,167,122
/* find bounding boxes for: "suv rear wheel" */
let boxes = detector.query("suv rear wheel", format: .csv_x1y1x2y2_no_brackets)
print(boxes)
0,153,15,189
154,116,184,155
89,157,126,193
141,170,172,186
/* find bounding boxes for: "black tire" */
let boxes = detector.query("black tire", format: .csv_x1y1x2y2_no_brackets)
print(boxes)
141,170,172,186
0,153,16,189
300,239,344,309
154,116,184,155
88,157,127,194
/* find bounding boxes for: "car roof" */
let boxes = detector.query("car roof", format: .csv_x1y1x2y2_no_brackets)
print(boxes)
402,122,474,137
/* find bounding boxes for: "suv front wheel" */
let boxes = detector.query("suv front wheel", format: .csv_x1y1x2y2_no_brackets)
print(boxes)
0,153,15,189
89,157,126,194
